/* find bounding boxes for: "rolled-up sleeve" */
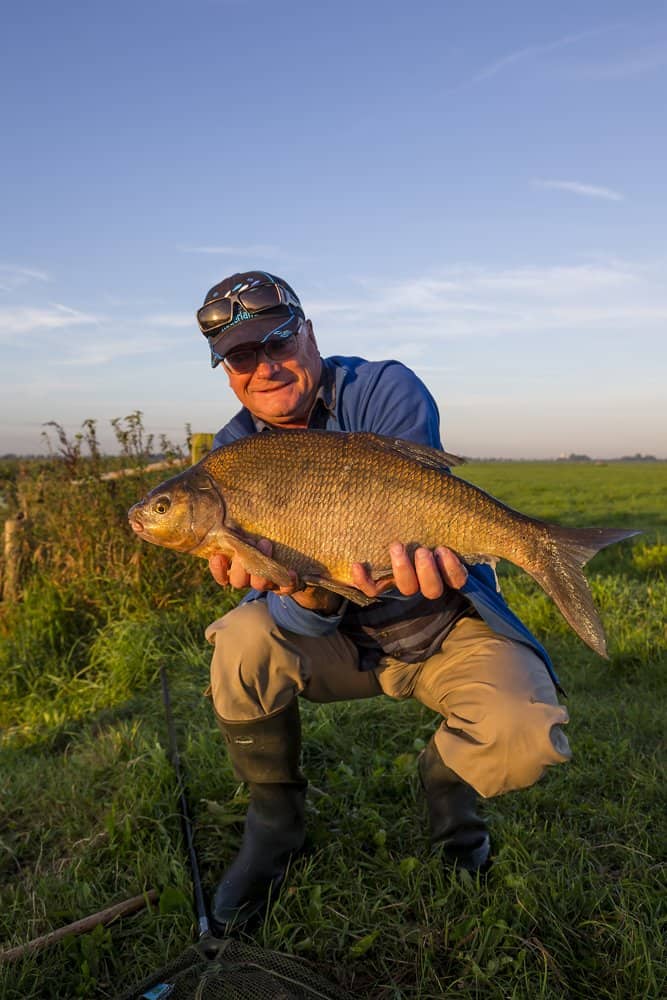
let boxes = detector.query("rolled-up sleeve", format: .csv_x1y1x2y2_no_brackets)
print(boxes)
263,591,347,637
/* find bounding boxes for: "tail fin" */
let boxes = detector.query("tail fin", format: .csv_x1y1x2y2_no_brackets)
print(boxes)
529,526,640,657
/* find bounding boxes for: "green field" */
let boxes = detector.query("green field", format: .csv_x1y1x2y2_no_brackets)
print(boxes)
0,452,665,999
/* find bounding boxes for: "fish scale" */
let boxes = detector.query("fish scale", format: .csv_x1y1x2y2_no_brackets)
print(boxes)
207,433,490,578
128,430,639,657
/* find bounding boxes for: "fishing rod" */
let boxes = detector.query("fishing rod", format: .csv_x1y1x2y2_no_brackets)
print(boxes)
116,668,348,999
160,665,210,940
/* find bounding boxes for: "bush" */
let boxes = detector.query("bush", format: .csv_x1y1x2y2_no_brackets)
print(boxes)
0,414,233,735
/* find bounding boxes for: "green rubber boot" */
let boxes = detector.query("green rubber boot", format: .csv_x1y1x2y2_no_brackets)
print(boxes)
418,737,491,873
211,700,306,932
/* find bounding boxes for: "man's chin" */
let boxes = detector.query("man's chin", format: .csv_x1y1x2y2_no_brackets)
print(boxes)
250,387,296,415
255,402,309,427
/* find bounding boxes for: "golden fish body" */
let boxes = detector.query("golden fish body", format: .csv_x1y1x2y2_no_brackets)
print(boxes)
128,431,638,656
202,433,520,580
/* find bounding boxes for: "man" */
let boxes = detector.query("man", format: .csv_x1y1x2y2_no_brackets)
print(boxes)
196,270,571,932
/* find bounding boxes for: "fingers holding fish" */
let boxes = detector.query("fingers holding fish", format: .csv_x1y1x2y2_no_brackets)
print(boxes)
434,546,469,590
407,545,443,598
393,543,467,598
351,560,397,598
209,553,231,587
351,543,467,600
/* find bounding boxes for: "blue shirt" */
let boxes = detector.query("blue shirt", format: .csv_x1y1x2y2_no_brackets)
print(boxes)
214,355,559,686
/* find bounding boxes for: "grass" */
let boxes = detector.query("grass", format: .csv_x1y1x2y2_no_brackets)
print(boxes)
0,454,665,998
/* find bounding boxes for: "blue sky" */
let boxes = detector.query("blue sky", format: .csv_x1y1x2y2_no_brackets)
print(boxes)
1,0,665,458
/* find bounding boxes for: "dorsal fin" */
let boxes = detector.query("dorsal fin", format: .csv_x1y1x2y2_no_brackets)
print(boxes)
350,432,465,470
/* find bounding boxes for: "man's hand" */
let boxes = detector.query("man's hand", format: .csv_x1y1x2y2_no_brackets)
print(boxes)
208,541,342,614
351,543,468,600
208,539,298,594
209,539,468,606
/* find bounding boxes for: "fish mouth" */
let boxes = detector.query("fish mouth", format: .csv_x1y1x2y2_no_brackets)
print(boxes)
128,514,145,535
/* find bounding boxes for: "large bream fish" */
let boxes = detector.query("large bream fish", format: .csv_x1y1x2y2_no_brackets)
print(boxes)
128,431,639,657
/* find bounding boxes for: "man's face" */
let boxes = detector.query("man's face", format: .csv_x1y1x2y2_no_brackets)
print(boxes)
225,320,323,428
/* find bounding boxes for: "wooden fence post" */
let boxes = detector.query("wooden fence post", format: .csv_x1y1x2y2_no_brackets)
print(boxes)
190,433,214,465
2,512,27,603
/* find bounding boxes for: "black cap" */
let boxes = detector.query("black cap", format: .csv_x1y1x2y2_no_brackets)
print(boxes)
198,271,304,367
208,308,302,367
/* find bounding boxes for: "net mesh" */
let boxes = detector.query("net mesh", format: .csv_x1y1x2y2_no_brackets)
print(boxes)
116,936,351,1000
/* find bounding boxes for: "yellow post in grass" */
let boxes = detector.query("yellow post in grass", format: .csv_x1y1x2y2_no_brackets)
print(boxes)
190,433,215,465
2,512,28,603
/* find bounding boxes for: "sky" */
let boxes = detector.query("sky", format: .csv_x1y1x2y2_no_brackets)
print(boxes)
1,0,666,459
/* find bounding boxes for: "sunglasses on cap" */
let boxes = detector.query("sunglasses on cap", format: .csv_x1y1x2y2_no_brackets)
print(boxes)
213,323,303,375
197,277,303,336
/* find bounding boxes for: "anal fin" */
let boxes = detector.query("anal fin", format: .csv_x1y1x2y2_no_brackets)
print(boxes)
302,576,377,607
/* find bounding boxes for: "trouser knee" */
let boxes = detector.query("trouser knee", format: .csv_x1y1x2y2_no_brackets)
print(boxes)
435,688,571,798
206,602,303,722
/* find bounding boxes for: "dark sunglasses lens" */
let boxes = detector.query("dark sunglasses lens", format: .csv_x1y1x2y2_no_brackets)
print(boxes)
238,284,282,312
265,332,298,360
198,300,233,333
223,347,258,374
223,331,299,374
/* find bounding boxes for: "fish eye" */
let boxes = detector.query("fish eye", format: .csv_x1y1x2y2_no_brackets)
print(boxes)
153,496,171,515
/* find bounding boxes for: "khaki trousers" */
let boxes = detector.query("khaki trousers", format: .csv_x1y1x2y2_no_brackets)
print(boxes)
206,601,571,799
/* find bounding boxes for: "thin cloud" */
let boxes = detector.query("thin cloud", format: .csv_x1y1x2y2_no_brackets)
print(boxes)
532,179,624,202
0,304,99,339
457,25,621,88
310,260,667,355
0,265,51,292
58,341,157,366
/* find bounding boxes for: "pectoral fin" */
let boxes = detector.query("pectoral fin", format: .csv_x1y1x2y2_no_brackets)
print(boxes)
213,528,295,588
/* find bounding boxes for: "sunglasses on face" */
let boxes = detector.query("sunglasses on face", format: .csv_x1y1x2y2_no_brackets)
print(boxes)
216,328,302,375
197,280,302,335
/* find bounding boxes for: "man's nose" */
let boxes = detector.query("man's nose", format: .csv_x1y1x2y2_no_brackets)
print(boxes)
254,350,281,373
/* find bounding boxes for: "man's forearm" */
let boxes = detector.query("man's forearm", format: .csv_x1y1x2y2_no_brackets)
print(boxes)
289,586,344,614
